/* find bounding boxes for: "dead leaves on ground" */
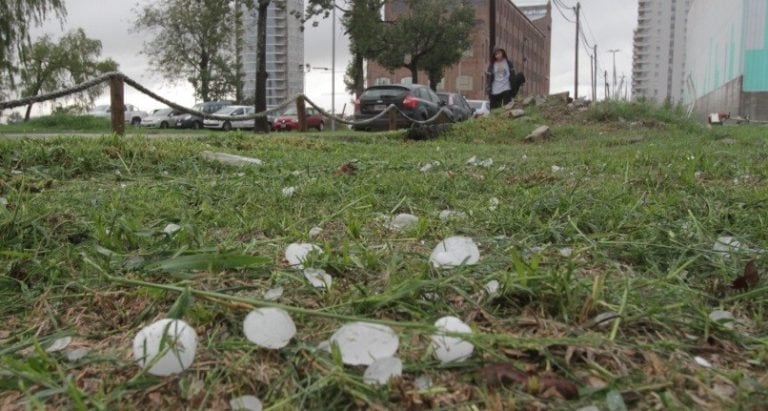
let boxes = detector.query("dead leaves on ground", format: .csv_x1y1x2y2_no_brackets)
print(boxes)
478,362,579,400
732,259,759,291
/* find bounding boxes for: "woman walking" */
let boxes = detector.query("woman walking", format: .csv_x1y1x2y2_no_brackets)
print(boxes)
485,48,515,109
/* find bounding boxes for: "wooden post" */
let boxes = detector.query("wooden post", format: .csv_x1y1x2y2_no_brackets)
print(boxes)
296,96,307,132
109,75,125,136
388,107,397,131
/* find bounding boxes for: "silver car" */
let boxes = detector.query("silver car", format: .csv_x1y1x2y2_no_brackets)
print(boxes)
203,106,255,131
141,108,180,129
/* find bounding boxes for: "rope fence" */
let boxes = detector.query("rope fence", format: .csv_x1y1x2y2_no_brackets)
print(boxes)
0,72,456,135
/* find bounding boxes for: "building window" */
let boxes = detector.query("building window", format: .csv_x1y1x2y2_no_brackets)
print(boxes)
400,77,413,85
375,77,391,85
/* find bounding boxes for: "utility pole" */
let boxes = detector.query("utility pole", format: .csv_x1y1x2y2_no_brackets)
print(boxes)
331,1,336,131
592,45,598,102
604,70,610,99
574,2,581,100
608,49,620,99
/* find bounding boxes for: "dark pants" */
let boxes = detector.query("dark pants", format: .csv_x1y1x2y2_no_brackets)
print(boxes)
490,89,513,109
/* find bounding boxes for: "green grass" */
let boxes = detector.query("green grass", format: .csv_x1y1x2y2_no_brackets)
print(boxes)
1,101,767,409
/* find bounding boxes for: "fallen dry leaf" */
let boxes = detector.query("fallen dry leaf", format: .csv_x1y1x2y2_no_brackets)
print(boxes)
335,162,357,176
478,362,579,400
732,259,759,291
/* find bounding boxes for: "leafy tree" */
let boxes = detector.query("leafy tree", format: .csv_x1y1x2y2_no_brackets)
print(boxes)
19,28,118,120
134,0,252,102
0,0,67,94
376,0,474,87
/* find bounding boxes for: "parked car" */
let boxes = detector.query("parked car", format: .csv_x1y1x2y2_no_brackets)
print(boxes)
352,84,444,131
141,108,181,128
437,92,473,122
272,107,325,131
87,104,148,125
203,105,255,131
176,100,234,129
467,100,491,118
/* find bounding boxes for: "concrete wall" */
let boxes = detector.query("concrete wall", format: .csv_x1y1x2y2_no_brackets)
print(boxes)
692,76,742,121
740,91,768,120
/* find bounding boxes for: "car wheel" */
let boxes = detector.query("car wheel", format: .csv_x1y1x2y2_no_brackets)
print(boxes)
131,117,141,126
192,121,202,130
316,121,324,131
160,121,168,129
223,121,232,131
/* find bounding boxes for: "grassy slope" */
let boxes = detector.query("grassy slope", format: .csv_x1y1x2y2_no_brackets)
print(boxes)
0,102,767,409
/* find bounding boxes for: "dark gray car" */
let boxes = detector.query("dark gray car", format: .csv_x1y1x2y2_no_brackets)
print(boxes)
437,92,473,122
352,84,443,131
175,100,234,129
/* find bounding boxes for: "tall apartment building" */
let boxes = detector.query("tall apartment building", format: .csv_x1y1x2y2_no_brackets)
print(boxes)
367,0,552,100
242,0,304,108
684,0,768,121
631,0,691,104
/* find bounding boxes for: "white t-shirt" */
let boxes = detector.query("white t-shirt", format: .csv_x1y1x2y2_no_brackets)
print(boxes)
491,60,512,95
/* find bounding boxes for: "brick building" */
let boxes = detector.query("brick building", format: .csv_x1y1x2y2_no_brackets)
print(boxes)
366,0,552,100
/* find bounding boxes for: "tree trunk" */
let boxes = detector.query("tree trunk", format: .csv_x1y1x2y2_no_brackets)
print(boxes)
24,103,34,121
409,62,419,84
234,0,244,103
428,71,442,91
253,0,271,133
200,51,211,102
353,53,365,99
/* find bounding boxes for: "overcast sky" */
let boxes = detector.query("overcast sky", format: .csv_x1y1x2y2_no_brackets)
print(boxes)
24,0,636,115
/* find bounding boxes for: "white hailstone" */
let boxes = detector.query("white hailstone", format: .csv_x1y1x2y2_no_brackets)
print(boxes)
291,170,304,176
317,340,332,353
713,236,741,257
431,316,474,363
132,319,197,376
522,154,528,160
694,356,712,368
45,336,72,353
558,247,574,258
709,310,736,330
414,375,433,390
304,268,333,289
420,163,434,173
363,357,403,385
551,165,563,172
0,197,7,206
243,308,296,349
308,226,324,238
465,156,478,165
163,223,181,235
229,395,263,411
386,213,419,231
478,158,494,168
484,280,500,296
285,243,322,269
263,287,284,301
329,322,399,366
430,236,480,268
488,197,500,211
66,348,90,362
282,186,297,197
439,210,468,221
236,172,246,177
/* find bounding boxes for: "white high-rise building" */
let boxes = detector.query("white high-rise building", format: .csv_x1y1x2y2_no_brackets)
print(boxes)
632,0,691,104
242,0,304,108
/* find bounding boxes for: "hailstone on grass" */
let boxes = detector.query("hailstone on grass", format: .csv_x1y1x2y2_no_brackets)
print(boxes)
329,322,399,366
282,186,296,197
263,287,284,301
304,268,333,289
713,236,741,257
429,236,480,268
45,336,72,353
243,308,296,349
132,319,197,376
431,316,474,363
363,357,403,385
438,210,467,221
163,223,181,235
229,395,263,411
285,243,322,269
386,214,419,231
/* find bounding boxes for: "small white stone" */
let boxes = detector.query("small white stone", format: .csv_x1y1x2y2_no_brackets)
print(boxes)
285,243,322,269
329,322,399,366
430,236,480,268
243,308,296,349
263,287,284,301
363,357,403,385
229,395,263,411
45,336,72,353
431,316,474,363
282,186,296,197
386,213,419,231
132,319,197,376
308,226,323,238
163,223,181,235
304,268,333,289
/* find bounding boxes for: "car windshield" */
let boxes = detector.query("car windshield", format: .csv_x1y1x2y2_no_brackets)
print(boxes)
215,106,244,115
152,108,173,117
281,107,298,116
362,87,408,100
